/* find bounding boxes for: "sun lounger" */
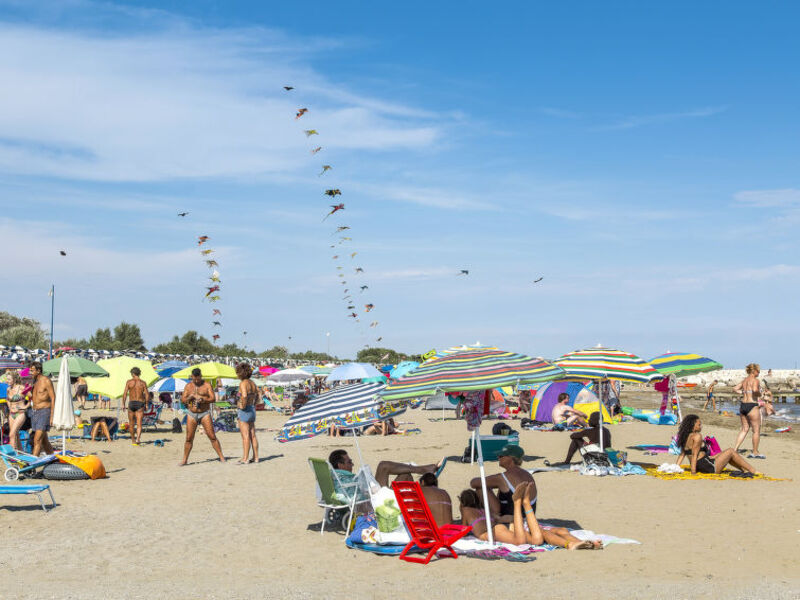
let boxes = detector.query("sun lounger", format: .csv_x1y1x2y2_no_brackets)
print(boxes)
391,480,472,564
0,445,58,481
0,484,56,512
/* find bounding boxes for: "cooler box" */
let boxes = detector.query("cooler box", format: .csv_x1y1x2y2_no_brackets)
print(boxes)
465,434,520,462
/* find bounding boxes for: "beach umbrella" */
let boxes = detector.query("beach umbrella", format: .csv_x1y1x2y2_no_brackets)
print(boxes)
555,346,661,449
381,349,564,546
326,363,383,383
649,352,723,421
258,366,279,376
171,362,236,382
0,358,23,370
86,357,159,402
298,365,332,375
278,382,399,442
149,377,189,393
429,343,498,361
43,356,109,378
388,361,420,380
156,360,190,377
266,368,313,386
53,354,75,454
361,376,387,383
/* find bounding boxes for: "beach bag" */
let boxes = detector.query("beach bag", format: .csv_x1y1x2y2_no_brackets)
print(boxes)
492,423,518,436
704,436,722,457
171,418,182,433
375,498,401,533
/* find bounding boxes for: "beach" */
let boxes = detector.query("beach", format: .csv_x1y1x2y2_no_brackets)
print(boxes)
2,395,798,600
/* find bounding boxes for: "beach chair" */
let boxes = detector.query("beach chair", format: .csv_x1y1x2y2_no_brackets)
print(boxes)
391,481,472,564
0,484,56,512
0,445,58,481
142,403,164,431
309,457,361,535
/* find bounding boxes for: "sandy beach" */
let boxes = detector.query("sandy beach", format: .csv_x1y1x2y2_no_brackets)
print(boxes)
2,394,798,600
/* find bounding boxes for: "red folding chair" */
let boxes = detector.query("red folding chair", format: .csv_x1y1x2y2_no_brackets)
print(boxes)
391,481,472,564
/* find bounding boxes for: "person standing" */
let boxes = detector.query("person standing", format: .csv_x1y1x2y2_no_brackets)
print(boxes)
733,363,765,459
5,371,29,451
180,368,225,465
28,361,55,456
123,367,149,446
702,380,718,412
235,363,259,464
75,375,89,409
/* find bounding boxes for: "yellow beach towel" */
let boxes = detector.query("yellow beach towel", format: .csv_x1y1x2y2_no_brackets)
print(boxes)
645,466,787,482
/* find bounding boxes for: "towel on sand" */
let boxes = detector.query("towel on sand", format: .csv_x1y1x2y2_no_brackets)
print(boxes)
646,466,787,481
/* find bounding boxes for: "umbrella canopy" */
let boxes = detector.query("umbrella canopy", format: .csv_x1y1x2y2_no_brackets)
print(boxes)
389,361,420,379
258,366,279,376
0,358,23,370
86,357,159,399
380,349,565,401
156,360,190,377
554,347,661,384
326,362,383,382
53,354,76,453
266,368,313,385
43,356,109,378
429,344,498,361
171,362,236,381
298,365,332,375
279,382,407,442
649,352,723,378
150,377,189,393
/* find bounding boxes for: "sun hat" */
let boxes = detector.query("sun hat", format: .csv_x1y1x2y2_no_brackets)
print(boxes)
497,444,524,459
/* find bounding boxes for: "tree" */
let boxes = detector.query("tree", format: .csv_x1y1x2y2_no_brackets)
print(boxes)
260,346,289,359
0,311,48,348
89,328,114,350
356,347,408,364
152,331,215,355
289,350,336,362
112,322,146,351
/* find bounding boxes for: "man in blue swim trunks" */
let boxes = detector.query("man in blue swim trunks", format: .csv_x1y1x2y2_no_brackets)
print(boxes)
29,361,55,456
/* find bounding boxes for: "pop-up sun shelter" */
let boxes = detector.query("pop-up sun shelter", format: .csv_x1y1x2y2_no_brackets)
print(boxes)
527,381,612,423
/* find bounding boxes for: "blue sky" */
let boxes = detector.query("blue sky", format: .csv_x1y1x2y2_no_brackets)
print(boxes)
1,1,799,366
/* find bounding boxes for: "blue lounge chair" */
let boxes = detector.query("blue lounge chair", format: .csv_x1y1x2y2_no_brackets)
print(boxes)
0,484,56,512
0,445,58,481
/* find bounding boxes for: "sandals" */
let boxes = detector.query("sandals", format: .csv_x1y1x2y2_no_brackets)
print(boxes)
747,453,766,459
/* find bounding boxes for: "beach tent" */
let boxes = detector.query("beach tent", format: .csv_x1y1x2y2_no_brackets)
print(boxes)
423,391,458,410
528,381,612,423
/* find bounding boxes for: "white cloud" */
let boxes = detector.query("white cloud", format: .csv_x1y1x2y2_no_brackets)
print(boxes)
593,106,727,131
371,267,458,281
733,188,800,208
0,18,443,182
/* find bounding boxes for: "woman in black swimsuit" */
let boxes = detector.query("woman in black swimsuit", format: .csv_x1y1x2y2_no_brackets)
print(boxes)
733,363,765,458
676,414,759,475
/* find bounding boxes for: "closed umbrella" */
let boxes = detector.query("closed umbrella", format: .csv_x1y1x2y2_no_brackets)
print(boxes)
53,354,75,454
326,363,382,383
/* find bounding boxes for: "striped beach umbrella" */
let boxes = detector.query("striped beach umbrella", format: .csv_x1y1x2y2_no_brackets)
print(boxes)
649,352,722,378
149,377,189,393
380,349,565,401
0,358,23,370
554,347,661,384
278,382,405,442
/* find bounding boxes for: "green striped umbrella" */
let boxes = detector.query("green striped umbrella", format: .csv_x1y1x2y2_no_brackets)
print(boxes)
380,349,564,401
649,352,722,378
555,347,661,384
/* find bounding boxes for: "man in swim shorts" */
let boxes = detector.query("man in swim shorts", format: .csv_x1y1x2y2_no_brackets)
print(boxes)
29,361,55,456
180,368,225,465
551,392,588,428
123,366,149,445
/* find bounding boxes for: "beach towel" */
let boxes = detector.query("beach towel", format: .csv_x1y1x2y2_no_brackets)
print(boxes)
646,465,787,481
629,444,670,453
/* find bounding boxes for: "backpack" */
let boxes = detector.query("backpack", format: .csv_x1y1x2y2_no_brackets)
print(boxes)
171,418,183,433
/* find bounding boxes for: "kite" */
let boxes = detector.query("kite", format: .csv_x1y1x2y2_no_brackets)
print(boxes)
330,245,336,248
355,267,364,273
59,250,66,256
360,285,368,291
283,86,294,91
349,312,358,318
323,203,345,220
533,277,544,283
212,309,221,316
376,337,383,342
208,295,221,302
381,352,390,361
347,305,355,310
206,260,218,268
324,189,342,197
206,285,220,297
458,270,469,276
304,129,318,137
310,146,322,154
338,274,344,278
209,273,221,283
370,321,379,328
198,236,209,245
365,304,374,312
340,237,352,241
212,321,221,327
201,249,214,255
350,252,357,258
336,266,343,270
296,108,308,119
212,334,220,341
334,226,350,233
178,212,188,217
332,255,339,259
318,165,332,176
341,281,347,285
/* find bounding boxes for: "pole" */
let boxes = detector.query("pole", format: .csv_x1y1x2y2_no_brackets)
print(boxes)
597,378,605,451
474,427,495,546
49,284,55,359
326,332,330,357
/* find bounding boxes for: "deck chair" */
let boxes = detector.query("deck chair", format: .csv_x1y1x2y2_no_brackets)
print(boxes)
0,484,56,512
309,458,360,535
0,445,57,481
579,443,612,468
142,404,163,431
391,481,472,564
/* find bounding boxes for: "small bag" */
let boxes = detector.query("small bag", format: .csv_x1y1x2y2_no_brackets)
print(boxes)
171,418,182,433
704,435,722,457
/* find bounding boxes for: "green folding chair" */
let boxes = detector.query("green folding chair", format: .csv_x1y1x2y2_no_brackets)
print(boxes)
308,457,360,535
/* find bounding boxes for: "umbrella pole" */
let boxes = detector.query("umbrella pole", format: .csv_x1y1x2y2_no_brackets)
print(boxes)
474,427,495,546
352,431,365,467
597,379,605,451
670,374,683,422
62,431,66,455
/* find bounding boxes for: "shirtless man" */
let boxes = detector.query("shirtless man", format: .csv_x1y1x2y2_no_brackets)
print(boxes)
29,361,55,456
123,367,149,445
180,368,225,465
551,392,588,428
419,473,453,528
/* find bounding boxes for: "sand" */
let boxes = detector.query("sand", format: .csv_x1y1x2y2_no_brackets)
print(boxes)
1,398,799,600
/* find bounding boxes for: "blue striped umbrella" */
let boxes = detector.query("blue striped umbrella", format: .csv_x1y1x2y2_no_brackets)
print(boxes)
150,378,189,393
278,382,407,442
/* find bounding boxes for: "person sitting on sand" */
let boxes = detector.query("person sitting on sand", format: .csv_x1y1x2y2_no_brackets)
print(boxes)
362,418,405,436
562,412,611,464
458,483,601,549
551,392,588,428
418,472,453,528
90,416,118,442
180,368,225,466
469,444,534,523
676,414,760,475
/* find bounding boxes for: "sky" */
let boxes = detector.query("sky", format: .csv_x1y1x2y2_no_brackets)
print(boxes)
1,1,799,366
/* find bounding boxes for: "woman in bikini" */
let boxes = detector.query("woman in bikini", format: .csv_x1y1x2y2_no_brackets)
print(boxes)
469,444,534,523
733,363,765,459
458,484,601,549
235,363,259,464
5,371,29,451
677,414,759,475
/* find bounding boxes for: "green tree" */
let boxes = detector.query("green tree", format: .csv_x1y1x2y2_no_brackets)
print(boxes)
356,347,408,364
89,327,114,350
0,311,48,348
152,331,215,355
55,337,90,349
112,322,146,351
260,345,289,359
